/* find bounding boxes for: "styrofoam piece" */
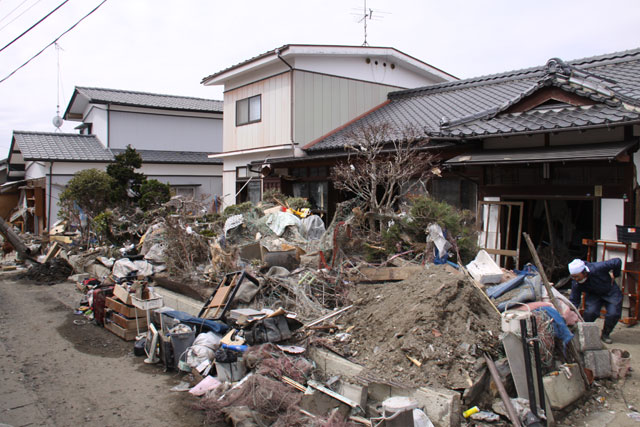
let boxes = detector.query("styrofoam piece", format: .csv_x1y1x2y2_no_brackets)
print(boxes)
501,309,531,334
466,250,503,284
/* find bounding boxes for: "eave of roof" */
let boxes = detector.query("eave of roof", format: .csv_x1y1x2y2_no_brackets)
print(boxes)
201,44,457,85
445,140,637,166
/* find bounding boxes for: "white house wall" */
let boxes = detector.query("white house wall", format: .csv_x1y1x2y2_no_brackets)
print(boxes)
293,70,394,146
46,162,222,225
223,73,292,152
84,106,109,144
24,161,48,180
292,55,445,89
108,110,223,152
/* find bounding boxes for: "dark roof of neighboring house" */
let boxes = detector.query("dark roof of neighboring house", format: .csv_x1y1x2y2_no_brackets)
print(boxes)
10,131,223,165
305,47,640,152
12,131,113,162
68,87,224,114
111,148,222,165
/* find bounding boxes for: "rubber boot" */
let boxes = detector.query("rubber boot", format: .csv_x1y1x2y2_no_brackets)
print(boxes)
601,318,617,344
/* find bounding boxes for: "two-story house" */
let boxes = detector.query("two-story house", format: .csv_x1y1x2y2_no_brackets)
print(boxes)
201,44,457,212
6,87,224,232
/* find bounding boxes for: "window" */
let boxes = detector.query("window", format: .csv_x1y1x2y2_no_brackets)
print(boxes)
171,186,197,199
236,95,261,126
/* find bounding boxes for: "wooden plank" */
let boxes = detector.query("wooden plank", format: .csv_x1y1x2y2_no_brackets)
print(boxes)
104,321,138,341
110,311,148,330
354,266,425,282
105,297,145,318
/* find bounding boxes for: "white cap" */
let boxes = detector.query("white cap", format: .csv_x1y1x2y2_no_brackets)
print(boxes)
568,259,586,275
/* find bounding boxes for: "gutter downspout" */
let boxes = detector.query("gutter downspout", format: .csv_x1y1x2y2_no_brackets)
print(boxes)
47,162,52,231
275,48,297,156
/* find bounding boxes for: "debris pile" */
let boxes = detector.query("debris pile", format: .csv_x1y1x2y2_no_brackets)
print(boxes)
0,193,634,427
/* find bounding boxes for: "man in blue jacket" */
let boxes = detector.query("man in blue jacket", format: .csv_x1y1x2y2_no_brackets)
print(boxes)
568,258,623,344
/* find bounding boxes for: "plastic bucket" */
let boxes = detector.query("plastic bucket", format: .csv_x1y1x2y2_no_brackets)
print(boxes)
382,396,417,427
610,349,631,379
170,329,196,369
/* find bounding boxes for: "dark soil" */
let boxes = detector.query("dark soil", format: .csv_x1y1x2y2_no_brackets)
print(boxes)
18,258,73,285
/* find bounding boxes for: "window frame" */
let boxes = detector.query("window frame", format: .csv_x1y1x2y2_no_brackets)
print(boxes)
236,94,261,126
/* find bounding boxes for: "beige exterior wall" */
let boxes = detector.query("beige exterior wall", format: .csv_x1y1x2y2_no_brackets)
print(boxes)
293,70,395,146
223,72,292,152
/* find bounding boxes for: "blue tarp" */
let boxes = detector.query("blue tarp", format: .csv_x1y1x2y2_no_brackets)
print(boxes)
162,310,229,335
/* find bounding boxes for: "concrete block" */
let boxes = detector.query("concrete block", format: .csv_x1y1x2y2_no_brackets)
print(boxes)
543,363,586,410
299,388,351,418
575,322,604,351
412,387,461,427
307,347,364,378
584,349,612,379
153,287,202,316
337,381,368,408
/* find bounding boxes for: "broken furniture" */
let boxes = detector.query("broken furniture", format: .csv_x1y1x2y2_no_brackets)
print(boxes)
104,296,147,341
198,270,259,320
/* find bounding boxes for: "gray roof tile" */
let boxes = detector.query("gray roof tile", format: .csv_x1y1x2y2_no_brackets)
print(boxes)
111,148,222,165
13,131,113,161
74,87,223,113
305,48,640,151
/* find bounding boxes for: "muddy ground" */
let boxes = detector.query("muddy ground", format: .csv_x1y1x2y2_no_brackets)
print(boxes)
0,274,205,427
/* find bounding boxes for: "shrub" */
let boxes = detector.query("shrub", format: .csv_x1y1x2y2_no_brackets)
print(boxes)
139,179,171,211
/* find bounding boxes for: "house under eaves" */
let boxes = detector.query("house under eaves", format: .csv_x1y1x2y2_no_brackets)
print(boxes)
6,87,225,233
266,47,640,268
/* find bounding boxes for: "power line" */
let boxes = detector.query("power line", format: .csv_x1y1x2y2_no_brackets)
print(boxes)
0,0,44,31
0,0,69,54
0,0,107,85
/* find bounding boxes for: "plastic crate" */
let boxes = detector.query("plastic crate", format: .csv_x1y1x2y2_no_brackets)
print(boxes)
131,293,164,310
617,225,640,243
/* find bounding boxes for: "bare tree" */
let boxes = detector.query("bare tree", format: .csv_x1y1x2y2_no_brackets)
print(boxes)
331,122,439,228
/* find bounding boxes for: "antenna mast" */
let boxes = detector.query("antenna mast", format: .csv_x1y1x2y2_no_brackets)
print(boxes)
353,1,388,46
52,43,64,130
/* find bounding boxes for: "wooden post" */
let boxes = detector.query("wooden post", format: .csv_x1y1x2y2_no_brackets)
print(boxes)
523,232,590,388
0,215,37,262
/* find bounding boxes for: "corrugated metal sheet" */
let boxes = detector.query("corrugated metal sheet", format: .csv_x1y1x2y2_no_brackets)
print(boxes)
445,140,636,166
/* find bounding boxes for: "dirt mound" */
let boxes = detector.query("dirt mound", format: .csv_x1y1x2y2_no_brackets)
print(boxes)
18,258,73,285
336,265,502,389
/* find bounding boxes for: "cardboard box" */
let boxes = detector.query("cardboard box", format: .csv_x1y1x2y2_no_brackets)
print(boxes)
105,320,138,341
113,284,133,305
110,311,148,330
105,296,145,318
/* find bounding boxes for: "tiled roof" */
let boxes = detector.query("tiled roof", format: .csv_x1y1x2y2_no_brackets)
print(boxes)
11,132,223,165
13,131,113,162
305,48,640,151
74,87,223,113
111,148,222,165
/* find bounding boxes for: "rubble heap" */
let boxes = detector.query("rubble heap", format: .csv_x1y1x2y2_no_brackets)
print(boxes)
335,267,502,389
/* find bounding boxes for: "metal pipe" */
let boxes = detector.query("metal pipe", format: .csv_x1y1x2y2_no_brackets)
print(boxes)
530,316,547,425
520,318,538,417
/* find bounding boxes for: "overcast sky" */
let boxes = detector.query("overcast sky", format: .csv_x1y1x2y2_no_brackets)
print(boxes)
0,0,638,156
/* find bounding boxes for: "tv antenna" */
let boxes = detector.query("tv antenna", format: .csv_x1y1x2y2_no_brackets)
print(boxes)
351,0,389,46
52,42,64,130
